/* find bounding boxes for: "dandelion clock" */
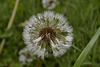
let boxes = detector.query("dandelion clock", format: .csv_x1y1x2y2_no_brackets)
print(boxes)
19,11,73,64
42,0,59,9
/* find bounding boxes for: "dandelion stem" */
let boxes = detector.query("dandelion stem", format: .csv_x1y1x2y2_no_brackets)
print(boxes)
0,0,20,54
37,57,42,67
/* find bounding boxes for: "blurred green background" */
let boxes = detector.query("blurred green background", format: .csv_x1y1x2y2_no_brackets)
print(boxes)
0,0,100,67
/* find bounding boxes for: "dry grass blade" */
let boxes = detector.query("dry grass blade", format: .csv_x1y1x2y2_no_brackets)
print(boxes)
0,0,20,54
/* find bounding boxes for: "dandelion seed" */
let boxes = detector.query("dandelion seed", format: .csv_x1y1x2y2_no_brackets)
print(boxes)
42,0,59,9
22,11,73,59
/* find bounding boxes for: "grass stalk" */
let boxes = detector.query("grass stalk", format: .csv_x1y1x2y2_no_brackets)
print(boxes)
73,27,100,67
0,0,20,54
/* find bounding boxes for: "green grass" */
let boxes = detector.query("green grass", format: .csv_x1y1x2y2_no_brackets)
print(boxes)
73,27,100,67
0,0,100,67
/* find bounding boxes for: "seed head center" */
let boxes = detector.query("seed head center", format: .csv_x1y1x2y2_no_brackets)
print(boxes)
39,27,56,42
49,0,54,4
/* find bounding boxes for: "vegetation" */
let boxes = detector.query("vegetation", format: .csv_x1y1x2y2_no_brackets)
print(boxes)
0,0,100,67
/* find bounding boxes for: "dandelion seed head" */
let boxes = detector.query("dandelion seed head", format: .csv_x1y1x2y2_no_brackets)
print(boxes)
19,48,35,64
22,11,73,59
42,0,59,9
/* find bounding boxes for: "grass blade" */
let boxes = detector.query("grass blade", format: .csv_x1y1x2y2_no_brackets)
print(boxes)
73,27,100,67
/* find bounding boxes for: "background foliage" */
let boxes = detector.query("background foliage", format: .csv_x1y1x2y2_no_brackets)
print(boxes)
0,0,100,67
